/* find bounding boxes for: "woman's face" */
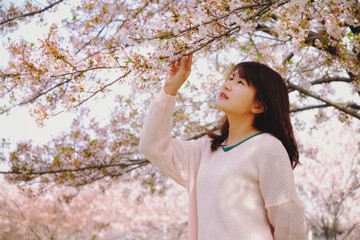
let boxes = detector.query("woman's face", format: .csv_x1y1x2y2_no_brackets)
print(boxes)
214,71,260,116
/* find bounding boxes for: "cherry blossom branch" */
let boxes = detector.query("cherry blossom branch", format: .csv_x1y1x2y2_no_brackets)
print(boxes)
170,24,243,62
310,77,353,85
290,102,360,113
0,128,210,182
0,0,65,26
191,1,274,30
0,66,128,115
44,69,131,117
287,76,354,94
288,82,360,119
132,0,286,43
290,104,330,113
168,2,290,60
0,159,149,176
71,70,131,109
73,161,149,187
19,78,71,105
0,77,71,115
75,25,106,55
260,26,336,58
247,33,264,61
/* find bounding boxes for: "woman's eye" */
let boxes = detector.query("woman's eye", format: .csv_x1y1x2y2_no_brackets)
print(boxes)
238,81,244,85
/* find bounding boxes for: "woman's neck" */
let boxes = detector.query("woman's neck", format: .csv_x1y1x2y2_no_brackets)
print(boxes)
226,114,258,146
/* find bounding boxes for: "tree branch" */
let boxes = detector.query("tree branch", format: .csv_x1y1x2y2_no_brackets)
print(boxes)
131,1,285,43
287,82,360,119
71,70,131,109
75,25,106,55
0,159,149,176
288,76,355,93
0,127,212,180
310,77,352,85
291,104,330,113
0,66,128,115
0,0,65,26
256,24,357,64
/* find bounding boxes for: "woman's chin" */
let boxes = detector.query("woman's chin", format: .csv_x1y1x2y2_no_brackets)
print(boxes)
213,100,225,111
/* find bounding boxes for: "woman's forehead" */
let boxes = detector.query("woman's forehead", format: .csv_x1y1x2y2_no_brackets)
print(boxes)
229,68,239,77
229,67,246,79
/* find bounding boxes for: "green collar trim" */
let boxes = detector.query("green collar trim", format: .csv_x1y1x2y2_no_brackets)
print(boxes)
222,132,264,152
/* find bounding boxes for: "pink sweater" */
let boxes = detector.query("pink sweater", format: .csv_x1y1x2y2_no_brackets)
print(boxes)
139,91,307,240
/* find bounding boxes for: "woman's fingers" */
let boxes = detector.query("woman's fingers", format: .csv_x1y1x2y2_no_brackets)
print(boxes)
169,54,192,75
168,61,177,72
183,53,193,71
164,53,193,96
178,53,193,75
175,59,181,68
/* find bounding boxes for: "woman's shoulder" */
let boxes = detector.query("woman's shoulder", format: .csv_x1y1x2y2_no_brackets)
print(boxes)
253,133,292,169
194,136,213,150
256,132,283,144
174,135,212,152
253,132,288,156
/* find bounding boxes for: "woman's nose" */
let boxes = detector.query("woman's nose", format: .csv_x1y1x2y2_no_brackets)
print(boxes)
223,81,232,91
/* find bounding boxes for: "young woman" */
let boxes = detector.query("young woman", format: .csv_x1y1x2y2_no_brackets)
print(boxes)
139,54,307,240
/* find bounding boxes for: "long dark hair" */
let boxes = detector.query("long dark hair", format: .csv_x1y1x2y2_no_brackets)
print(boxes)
208,62,300,169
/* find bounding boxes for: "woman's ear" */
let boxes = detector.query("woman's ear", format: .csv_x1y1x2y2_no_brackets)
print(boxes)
251,101,265,114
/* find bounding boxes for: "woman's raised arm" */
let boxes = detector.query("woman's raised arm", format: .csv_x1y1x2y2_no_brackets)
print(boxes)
139,53,206,189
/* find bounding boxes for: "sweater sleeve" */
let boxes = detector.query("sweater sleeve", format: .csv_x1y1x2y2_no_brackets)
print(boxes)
259,138,307,240
138,90,206,189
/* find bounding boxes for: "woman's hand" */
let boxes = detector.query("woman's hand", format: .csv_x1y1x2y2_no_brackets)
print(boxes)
164,53,193,96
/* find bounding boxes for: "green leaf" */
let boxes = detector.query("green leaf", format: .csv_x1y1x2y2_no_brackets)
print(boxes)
53,155,61,167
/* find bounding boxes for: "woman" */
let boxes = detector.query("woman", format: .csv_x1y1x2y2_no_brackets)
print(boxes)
139,54,307,240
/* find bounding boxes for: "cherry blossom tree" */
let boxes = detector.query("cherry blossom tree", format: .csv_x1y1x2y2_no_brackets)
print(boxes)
0,0,358,119
295,119,360,240
0,0,359,228
0,177,188,239
0,1,359,238
0,0,358,190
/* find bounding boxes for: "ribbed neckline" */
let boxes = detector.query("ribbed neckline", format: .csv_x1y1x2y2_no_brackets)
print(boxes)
222,132,264,152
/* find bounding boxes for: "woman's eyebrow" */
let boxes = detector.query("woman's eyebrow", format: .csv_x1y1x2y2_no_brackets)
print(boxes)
228,72,235,79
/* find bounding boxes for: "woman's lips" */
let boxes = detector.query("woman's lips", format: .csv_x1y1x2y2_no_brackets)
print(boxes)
220,92,228,99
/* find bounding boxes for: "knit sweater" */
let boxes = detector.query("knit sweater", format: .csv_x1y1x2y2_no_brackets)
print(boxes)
139,91,307,240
